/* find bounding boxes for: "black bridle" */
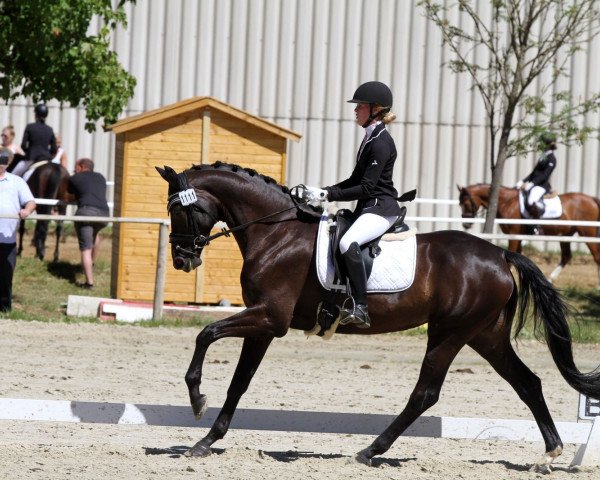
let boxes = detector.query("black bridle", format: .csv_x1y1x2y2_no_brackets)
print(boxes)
167,173,310,257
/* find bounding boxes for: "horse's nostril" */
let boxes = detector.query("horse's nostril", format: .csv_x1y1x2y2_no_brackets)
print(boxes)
173,257,185,270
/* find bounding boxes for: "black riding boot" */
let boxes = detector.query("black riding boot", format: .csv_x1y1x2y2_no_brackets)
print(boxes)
530,201,545,235
339,242,370,328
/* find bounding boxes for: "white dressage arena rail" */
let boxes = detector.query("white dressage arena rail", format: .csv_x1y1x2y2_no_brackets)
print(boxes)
0,397,598,467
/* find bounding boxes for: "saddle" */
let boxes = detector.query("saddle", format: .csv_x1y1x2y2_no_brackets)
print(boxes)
329,207,409,286
311,207,409,337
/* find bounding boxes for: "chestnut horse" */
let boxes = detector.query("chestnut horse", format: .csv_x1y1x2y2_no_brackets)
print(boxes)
458,184,600,287
157,163,600,471
19,162,71,261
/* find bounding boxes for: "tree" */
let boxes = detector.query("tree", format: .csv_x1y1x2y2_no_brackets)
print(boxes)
420,0,600,232
0,0,136,131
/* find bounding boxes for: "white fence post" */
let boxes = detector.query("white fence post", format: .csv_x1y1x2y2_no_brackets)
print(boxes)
152,222,169,321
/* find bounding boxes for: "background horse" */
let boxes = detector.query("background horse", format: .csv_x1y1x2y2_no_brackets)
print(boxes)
157,163,600,471
20,162,71,261
458,183,600,287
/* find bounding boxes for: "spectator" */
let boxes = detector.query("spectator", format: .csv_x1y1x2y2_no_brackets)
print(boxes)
67,158,109,288
51,134,68,169
2,125,26,157
13,103,57,177
0,147,36,312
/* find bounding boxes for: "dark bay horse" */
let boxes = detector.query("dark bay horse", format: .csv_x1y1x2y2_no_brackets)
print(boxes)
458,184,600,287
20,162,71,261
157,163,600,471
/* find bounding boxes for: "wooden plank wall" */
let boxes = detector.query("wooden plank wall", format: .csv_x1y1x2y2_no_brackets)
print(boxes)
116,113,202,302
113,107,288,306
199,110,286,304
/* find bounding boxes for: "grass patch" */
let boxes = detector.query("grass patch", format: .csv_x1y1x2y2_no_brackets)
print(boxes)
4,230,600,342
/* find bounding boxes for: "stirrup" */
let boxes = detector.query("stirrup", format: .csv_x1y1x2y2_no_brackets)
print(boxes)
339,297,370,328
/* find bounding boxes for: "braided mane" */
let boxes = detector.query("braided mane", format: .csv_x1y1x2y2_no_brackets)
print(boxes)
190,161,291,194
189,161,323,221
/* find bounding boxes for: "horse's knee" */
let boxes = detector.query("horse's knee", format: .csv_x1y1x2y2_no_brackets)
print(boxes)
408,386,440,412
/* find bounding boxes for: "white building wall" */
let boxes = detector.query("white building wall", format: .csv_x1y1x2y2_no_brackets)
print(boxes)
1,0,599,234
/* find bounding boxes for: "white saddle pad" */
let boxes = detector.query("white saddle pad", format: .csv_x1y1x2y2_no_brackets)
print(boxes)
22,160,48,183
518,193,563,219
315,215,417,293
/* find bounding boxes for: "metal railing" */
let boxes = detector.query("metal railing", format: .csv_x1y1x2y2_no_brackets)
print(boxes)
0,212,170,321
3,196,599,320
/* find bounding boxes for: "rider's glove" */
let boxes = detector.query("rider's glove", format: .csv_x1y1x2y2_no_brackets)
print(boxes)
524,182,534,191
515,180,523,189
304,186,328,202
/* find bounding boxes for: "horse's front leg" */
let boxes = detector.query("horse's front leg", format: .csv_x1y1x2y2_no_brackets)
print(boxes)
184,305,278,457
186,334,273,457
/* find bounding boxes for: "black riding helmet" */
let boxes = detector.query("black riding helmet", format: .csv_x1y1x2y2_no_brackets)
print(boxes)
347,81,393,127
539,131,557,150
34,103,49,118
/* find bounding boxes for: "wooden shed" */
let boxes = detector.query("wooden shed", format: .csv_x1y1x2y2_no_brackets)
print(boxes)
107,96,301,305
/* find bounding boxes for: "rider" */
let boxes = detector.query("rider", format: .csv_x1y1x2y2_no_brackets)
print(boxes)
304,81,402,329
11,104,57,177
516,131,557,233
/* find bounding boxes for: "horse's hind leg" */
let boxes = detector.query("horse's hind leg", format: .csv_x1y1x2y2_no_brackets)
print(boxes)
53,221,62,262
18,220,25,256
549,242,571,283
583,239,600,289
468,332,562,472
355,331,467,465
34,220,48,260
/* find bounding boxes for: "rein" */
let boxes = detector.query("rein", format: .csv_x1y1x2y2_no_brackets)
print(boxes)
167,173,311,253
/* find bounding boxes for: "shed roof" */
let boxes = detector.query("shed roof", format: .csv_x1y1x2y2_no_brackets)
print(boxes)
107,96,301,141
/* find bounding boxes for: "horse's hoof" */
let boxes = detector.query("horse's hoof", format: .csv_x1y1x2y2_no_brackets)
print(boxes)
192,394,208,419
185,442,212,458
529,463,552,474
354,450,373,466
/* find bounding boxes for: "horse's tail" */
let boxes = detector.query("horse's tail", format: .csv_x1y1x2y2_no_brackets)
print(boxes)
505,249,600,398
34,164,62,215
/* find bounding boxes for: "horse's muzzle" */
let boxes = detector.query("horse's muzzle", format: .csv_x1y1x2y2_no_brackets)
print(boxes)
173,255,202,272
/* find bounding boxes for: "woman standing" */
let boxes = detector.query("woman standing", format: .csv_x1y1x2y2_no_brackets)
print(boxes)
304,81,402,328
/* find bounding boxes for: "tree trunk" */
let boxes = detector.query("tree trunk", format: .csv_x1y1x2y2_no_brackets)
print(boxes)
483,143,509,233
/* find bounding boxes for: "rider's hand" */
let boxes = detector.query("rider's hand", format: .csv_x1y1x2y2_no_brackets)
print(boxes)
304,186,328,202
515,180,523,189
523,182,534,191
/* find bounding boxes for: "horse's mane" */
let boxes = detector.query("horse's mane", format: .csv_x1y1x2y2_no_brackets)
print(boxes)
189,161,323,221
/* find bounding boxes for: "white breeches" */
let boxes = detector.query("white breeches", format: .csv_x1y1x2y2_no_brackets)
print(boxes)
527,186,546,205
339,213,398,254
10,160,33,178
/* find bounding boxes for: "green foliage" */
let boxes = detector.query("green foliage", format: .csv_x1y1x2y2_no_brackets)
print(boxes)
420,0,600,232
420,0,600,157
0,0,136,131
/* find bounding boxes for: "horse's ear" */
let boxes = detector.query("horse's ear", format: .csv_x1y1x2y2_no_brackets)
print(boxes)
155,165,177,184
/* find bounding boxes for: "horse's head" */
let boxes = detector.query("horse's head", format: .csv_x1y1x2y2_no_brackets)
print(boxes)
156,165,219,272
457,185,482,230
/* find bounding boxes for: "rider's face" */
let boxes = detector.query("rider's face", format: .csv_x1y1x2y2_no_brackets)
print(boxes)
354,103,371,127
